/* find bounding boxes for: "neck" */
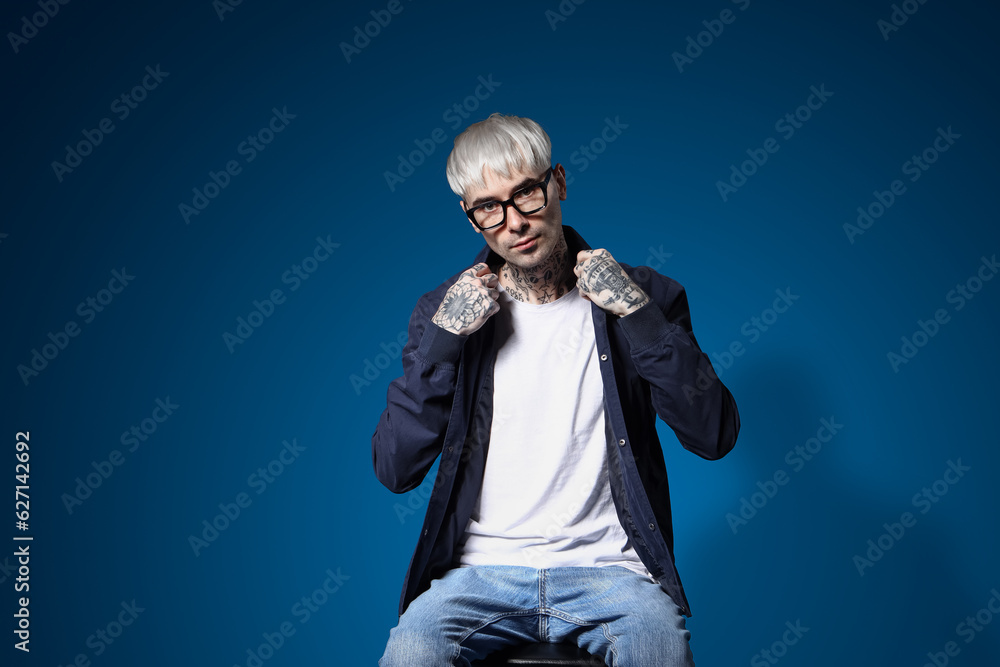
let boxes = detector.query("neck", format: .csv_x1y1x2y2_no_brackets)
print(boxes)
499,233,576,304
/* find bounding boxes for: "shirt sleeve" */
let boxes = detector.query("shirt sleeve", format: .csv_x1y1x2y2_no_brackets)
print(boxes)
371,290,468,493
615,270,740,460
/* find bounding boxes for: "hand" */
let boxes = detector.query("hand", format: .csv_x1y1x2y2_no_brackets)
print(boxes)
574,249,650,317
431,263,501,335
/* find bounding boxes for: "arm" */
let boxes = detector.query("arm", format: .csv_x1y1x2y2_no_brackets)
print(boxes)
371,264,500,493
574,249,739,460
616,272,740,460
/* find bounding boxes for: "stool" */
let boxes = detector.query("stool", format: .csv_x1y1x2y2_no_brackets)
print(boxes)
472,642,607,666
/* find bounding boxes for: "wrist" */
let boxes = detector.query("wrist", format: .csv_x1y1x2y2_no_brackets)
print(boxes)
617,291,651,318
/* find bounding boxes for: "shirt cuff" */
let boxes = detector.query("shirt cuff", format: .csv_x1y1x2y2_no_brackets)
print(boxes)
415,321,468,366
616,300,677,351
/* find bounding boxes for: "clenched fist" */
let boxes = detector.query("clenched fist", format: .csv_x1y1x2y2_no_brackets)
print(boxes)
574,249,650,317
431,263,501,336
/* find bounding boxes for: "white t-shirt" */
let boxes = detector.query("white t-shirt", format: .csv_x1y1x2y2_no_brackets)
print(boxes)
457,284,652,578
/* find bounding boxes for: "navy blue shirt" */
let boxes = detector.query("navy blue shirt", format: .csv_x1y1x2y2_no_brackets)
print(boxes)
373,225,740,617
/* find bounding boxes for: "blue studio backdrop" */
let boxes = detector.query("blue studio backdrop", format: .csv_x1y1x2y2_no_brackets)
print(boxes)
3,0,999,665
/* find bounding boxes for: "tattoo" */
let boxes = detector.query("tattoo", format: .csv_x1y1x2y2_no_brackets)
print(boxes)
501,234,575,304
432,282,491,333
580,252,650,312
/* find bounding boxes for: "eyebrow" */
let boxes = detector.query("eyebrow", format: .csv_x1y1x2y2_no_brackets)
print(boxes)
469,174,541,207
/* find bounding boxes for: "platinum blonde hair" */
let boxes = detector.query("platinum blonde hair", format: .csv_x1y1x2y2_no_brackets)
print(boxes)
446,113,552,201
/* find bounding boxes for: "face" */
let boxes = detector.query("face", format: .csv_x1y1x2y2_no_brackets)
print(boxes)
461,163,568,272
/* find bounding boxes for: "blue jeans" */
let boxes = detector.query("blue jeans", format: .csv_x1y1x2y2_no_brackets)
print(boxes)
379,565,695,667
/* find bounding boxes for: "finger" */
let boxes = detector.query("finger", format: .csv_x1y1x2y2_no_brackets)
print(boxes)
482,273,499,287
473,263,491,276
461,263,484,280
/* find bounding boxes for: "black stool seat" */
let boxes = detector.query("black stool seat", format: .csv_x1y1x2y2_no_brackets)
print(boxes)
473,642,607,666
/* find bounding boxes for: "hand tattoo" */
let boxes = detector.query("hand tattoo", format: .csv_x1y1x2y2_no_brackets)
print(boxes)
578,251,650,315
432,280,496,334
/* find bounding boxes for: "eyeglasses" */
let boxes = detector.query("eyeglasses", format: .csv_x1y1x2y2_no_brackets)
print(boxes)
464,167,553,230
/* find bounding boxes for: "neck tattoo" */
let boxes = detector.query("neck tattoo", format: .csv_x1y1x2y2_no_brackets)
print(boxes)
500,235,575,304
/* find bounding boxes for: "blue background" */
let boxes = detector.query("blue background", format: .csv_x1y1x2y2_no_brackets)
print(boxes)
3,0,999,664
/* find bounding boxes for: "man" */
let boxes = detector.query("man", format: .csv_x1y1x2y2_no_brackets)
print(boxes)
373,113,740,666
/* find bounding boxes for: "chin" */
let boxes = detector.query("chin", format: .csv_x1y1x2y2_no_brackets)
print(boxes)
506,241,547,266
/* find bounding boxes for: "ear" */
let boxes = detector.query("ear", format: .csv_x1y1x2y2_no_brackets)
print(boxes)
460,200,482,235
553,164,568,201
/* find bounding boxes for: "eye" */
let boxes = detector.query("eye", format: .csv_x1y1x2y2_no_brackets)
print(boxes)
513,185,539,200
480,202,499,212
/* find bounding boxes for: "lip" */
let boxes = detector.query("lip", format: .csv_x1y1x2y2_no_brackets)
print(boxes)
511,236,538,250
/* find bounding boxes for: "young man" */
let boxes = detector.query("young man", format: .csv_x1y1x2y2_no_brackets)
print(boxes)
373,114,740,666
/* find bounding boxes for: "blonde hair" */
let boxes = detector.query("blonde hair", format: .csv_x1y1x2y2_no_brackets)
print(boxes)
446,113,552,201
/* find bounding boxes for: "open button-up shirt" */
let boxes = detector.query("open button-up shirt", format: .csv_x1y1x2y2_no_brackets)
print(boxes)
373,225,740,617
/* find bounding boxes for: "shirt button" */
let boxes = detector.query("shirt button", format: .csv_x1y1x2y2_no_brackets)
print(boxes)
600,354,608,361
648,523,655,530
447,446,453,452
424,529,429,536
618,439,625,447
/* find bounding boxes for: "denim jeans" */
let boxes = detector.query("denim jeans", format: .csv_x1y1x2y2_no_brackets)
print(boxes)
379,565,695,667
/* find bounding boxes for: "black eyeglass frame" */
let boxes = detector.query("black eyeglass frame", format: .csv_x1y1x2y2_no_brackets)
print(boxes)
463,167,554,231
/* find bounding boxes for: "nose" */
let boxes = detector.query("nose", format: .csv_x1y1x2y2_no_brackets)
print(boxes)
504,203,529,232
